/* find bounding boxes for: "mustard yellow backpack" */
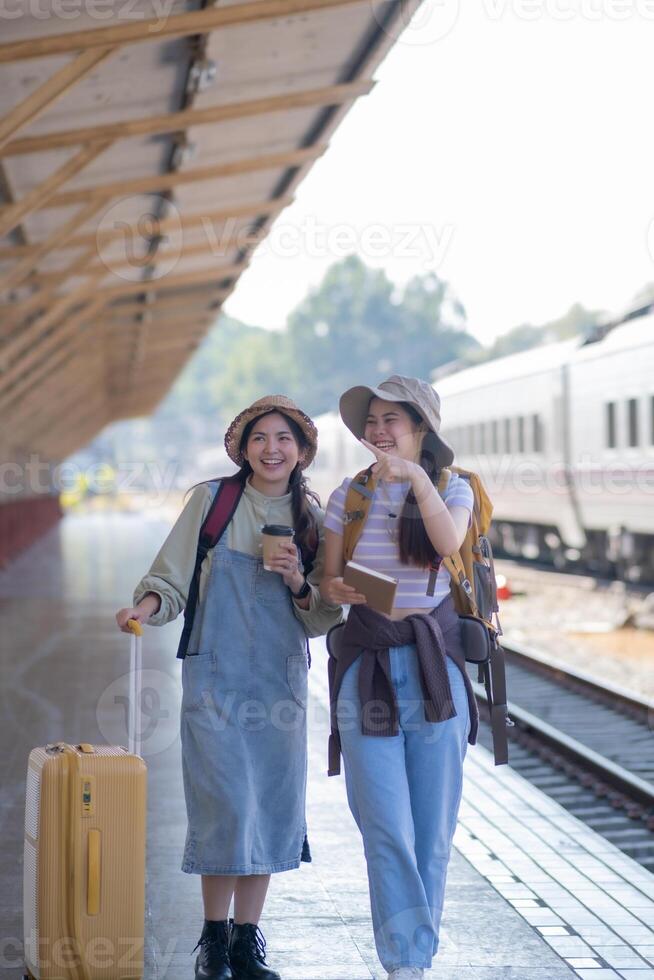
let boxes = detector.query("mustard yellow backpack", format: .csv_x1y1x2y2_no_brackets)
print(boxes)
341,464,511,765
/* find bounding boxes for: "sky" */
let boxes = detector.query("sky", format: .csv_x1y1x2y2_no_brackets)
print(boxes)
222,0,654,347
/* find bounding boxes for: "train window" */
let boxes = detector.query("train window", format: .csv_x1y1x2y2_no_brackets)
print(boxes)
606,401,617,448
491,420,498,454
627,398,639,447
503,418,512,454
478,423,486,453
468,424,475,454
651,396,654,445
532,414,543,452
517,416,525,453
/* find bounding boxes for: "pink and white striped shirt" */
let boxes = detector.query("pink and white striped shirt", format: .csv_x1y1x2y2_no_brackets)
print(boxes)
324,471,474,608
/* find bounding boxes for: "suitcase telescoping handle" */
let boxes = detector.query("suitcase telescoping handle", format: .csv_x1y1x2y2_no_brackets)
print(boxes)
126,619,143,757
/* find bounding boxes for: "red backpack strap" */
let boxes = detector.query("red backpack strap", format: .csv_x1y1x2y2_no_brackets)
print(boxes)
199,477,243,548
176,476,245,660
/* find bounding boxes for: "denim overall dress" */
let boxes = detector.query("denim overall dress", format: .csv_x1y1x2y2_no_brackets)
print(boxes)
179,504,310,875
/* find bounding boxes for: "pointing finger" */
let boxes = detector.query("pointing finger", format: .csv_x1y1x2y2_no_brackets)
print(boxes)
360,438,384,458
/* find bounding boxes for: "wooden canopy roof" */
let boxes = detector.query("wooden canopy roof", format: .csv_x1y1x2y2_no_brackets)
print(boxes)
0,0,419,468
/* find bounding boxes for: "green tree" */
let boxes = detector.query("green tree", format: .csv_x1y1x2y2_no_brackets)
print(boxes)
286,255,479,415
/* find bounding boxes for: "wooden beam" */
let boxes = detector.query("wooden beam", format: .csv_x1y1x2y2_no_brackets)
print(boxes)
45,145,325,209
0,159,32,259
91,261,245,303
0,140,112,239
0,48,114,153
102,317,213,333
0,199,108,293
1,330,97,428
102,307,215,326
10,351,100,438
141,336,205,354
0,196,294,260
90,195,293,251
0,294,106,412
18,357,98,430
1,245,97,336
0,262,239,390
31,392,107,457
0,279,107,391
32,237,250,286
103,316,213,333
3,275,224,339
2,80,374,157
106,321,209,338
1,283,60,338
1,334,82,418
102,292,224,318
0,0,369,63
29,374,104,443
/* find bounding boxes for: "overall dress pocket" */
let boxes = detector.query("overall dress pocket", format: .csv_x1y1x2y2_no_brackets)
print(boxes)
286,654,308,710
182,652,216,712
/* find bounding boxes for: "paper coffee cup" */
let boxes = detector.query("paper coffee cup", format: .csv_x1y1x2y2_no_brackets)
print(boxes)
261,524,294,570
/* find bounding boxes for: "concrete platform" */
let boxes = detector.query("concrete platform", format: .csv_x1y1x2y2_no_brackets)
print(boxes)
1,510,653,979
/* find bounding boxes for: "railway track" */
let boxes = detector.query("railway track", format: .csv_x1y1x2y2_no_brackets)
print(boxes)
472,638,654,871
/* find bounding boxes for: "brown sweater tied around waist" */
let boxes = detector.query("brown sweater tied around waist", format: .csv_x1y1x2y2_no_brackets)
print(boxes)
326,593,479,776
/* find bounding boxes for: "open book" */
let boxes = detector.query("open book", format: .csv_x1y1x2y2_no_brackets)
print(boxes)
343,561,398,617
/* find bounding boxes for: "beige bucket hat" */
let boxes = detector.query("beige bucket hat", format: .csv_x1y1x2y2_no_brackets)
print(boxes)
339,374,454,467
224,394,318,469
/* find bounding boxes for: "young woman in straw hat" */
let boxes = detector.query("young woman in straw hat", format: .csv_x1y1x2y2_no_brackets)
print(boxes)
116,395,342,980
320,375,479,980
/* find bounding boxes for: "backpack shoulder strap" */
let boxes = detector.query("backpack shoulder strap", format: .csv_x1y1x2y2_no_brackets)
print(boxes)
199,476,244,548
176,476,245,660
343,467,377,563
439,466,489,618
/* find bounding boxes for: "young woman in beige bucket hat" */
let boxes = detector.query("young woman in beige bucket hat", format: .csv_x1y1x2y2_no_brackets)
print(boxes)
321,375,479,980
116,395,343,980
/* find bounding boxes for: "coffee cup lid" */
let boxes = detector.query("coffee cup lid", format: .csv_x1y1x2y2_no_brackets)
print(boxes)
261,524,294,536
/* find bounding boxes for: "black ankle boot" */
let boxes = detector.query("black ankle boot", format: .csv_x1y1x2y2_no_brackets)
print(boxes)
228,922,280,980
192,919,233,980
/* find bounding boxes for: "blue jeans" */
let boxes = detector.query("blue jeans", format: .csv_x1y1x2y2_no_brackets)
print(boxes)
337,645,470,972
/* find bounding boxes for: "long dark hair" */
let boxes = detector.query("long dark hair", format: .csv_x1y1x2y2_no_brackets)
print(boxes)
187,409,320,567
394,402,443,568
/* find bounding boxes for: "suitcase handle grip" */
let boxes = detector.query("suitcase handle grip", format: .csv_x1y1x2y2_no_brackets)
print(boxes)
126,620,143,757
126,618,143,636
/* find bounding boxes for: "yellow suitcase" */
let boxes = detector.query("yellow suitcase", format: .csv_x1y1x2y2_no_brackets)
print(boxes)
23,622,147,980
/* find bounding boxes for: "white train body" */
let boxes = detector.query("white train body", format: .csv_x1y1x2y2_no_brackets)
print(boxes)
438,313,654,577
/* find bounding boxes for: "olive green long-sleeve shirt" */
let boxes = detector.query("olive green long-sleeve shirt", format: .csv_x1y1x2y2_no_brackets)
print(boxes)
133,477,344,639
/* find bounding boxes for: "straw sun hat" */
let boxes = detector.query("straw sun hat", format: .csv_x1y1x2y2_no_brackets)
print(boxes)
224,395,318,469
